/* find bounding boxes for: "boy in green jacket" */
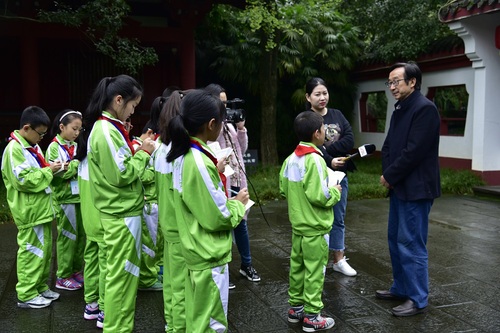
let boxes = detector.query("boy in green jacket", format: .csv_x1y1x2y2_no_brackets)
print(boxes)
1,106,63,308
279,111,342,332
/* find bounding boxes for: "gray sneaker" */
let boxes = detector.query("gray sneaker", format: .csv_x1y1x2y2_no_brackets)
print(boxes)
17,295,52,309
40,289,60,301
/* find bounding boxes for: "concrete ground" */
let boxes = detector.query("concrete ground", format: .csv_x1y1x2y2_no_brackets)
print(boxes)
0,195,499,332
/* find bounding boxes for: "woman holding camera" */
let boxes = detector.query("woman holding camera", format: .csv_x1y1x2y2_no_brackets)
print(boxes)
205,84,261,288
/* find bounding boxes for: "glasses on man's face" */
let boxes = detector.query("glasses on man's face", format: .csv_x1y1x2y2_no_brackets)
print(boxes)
30,126,46,138
385,79,405,88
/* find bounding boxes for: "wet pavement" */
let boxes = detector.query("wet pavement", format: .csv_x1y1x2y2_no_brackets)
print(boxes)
1,195,500,332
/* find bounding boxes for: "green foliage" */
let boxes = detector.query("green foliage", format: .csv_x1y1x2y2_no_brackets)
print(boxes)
340,0,454,62
203,1,362,88
38,0,158,74
440,168,484,195
197,1,362,164
247,165,283,203
366,92,388,132
434,85,468,117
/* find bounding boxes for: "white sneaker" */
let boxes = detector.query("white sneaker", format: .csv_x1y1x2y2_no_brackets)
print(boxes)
96,310,104,328
333,256,357,276
17,295,52,309
40,289,60,301
302,314,335,332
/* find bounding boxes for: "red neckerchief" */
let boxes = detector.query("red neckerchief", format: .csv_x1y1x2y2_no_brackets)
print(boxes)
52,136,76,160
10,132,50,168
131,138,142,152
190,139,228,197
294,143,322,157
99,115,135,154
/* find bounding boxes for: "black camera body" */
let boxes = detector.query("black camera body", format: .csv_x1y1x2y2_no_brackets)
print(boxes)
226,98,245,124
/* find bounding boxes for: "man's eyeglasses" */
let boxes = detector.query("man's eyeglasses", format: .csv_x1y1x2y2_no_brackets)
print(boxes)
30,126,47,138
385,79,405,88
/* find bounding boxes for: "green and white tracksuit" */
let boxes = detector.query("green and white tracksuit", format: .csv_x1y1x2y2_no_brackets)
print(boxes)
154,141,186,332
172,137,245,333
133,138,162,289
1,131,54,302
279,142,341,315
46,134,85,279
78,157,106,311
88,112,150,333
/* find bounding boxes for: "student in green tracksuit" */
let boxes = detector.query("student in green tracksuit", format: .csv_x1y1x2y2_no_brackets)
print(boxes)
167,90,249,333
45,109,85,291
85,75,156,333
75,117,106,327
155,90,191,332
279,111,342,332
77,155,106,327
132,119,163,292
1,106,63,309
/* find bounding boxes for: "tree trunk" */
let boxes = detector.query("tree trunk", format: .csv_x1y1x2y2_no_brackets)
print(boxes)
258,47,279,166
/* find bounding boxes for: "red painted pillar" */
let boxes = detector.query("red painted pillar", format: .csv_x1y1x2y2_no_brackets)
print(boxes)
180,34,196,89
20,36,40,106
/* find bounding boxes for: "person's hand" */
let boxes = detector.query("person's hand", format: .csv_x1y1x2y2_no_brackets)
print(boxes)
138,138,156,155
217,159,226,173
331,157,345,169
380,175,391,189
236,120,246,130
234,187,249,205
124,118,133,132
63,162,69,171
49,161,63,173
143,128,156,141
333,184,342,193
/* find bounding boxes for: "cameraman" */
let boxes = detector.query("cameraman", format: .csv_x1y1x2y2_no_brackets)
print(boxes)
205,84,261,289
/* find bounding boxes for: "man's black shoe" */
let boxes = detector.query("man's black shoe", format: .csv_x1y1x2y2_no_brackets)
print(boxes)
375,290,406,301
391,299,427,317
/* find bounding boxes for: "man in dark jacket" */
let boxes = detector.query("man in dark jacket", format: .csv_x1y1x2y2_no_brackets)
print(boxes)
376,61,441,317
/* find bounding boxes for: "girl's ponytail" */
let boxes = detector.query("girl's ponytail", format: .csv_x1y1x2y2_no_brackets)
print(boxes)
166,114,190,162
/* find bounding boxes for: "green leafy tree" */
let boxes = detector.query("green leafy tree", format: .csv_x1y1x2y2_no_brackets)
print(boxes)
339,0,455,62
37,0,158,74
198,0,362,165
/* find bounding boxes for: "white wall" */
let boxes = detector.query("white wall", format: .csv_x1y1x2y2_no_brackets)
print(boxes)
454,13,500,172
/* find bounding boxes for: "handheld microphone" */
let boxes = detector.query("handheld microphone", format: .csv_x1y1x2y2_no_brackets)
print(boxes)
342,143,376,161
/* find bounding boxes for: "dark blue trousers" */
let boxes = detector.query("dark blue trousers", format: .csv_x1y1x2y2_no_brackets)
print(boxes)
388,193,433,308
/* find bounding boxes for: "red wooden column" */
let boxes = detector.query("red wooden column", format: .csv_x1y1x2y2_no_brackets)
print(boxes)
179,32,195,89
20,35,40,106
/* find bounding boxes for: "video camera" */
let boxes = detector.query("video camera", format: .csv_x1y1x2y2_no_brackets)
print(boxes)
225,98,245,124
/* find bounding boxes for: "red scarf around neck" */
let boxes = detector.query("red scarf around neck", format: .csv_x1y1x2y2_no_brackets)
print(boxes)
52,137,75,160
99,115,135,154
190,139,228,197
294,143,321,157
10,132,50,168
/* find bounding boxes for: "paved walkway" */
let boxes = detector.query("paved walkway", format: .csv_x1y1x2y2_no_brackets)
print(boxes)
1,195,499,332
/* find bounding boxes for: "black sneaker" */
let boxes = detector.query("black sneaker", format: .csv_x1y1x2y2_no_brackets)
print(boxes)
229,281,236,290
239,265,261,282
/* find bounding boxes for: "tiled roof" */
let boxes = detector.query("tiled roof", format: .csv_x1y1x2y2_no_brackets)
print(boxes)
438,0,500,22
